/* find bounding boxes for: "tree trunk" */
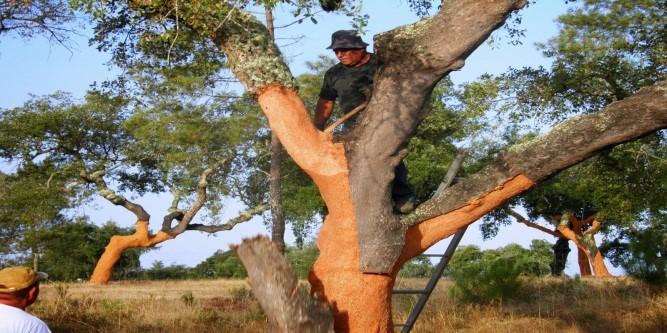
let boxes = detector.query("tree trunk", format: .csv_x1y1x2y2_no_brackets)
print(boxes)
577,247,593,276
592,249,611,277
265,7,286,252
90,221,172,284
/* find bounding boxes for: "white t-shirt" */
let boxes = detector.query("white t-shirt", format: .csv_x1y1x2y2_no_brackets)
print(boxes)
0,303,51,333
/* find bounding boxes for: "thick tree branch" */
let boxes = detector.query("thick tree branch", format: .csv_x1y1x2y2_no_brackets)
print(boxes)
169,168,213,236
585,218,604,236
80,169,150,221
402,80,667,227
233,236,334,333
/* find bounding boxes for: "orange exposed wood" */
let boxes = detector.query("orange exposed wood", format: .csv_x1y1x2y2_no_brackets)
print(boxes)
308,168,395,333
90,221,172,284
592,249,611,277
257,85,346,180
556,216,611,277
257,84,392,333
399,174,535,263
577,248,593,276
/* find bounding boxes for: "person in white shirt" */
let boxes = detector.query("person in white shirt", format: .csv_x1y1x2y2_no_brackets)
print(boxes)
0,266,51,333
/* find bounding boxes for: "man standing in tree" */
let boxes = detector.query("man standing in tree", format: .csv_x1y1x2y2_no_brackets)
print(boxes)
314,30,416,213
0,266,51,333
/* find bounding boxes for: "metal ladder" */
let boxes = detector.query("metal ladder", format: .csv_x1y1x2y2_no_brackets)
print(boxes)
392,227,467,333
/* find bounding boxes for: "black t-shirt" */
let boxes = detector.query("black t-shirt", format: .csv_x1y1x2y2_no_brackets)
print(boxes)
319,54,378,125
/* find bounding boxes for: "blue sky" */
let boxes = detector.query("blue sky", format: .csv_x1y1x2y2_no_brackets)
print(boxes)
1,1,617,276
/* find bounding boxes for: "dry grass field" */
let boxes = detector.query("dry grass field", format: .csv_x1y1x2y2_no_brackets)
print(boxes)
29,277,667,333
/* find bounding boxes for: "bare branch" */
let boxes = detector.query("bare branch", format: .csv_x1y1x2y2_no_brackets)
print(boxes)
508,209,562,238
168,167,214,235
187,204,268,233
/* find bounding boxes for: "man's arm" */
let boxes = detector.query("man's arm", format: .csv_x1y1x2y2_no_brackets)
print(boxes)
314,98,335,130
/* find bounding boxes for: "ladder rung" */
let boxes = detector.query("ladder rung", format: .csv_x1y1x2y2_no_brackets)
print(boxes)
392,289,427,294
420,254,443,257
393,323,406,327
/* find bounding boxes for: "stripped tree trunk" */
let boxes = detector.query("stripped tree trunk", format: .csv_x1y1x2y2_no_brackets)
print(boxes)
125,0,666,331
90,221,172,284
556,214,611,277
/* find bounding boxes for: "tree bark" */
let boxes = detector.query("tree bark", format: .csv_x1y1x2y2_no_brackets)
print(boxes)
90,221,172,284
234,236,334,333
124,1,666,331
265,6,286,252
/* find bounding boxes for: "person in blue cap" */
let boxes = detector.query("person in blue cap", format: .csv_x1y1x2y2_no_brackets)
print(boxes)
314,30,416,213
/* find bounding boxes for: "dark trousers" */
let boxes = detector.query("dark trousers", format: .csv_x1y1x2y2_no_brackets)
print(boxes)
392,161,414,202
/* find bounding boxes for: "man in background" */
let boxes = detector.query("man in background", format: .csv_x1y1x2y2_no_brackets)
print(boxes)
0,266,51,333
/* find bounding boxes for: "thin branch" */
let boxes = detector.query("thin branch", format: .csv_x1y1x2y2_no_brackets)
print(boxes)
169,167,214,235
433,149,467,197
324,102,368,133
508,209,562,238
166,0,180,65
187,204,268,233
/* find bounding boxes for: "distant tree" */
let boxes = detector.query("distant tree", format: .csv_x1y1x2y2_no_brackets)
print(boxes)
448,241,551,277
481,0,666,278
447,241,551,303
0,163,71,271
397,255,433,278
143,261,192,280
39,218,143,281
602,221,667,284
192,249,247,279
0,88,265,284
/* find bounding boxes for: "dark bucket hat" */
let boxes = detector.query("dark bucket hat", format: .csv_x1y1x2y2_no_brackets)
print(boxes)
326,30,368,49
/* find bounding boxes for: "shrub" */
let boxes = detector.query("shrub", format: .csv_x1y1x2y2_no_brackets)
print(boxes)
449,254,523,303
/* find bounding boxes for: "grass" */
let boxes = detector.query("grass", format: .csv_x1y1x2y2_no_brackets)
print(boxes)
27,277,666,333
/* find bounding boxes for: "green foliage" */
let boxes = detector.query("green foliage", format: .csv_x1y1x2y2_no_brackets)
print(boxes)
285,243,319,279
447,242,552,303
603,222,667,285
503,0,666,123
449,251,522,303
398,255,433,278
192,250,247,279
143,261,193,280
0,163,72,267
0,0,75,44
480,1,667,278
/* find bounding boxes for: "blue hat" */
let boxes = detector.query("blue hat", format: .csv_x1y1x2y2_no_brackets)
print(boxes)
326,30,368,49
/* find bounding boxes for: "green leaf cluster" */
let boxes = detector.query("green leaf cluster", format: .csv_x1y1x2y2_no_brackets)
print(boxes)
447,241,552,303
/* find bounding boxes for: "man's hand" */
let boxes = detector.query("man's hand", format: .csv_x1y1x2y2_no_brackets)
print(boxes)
314,98,335,130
